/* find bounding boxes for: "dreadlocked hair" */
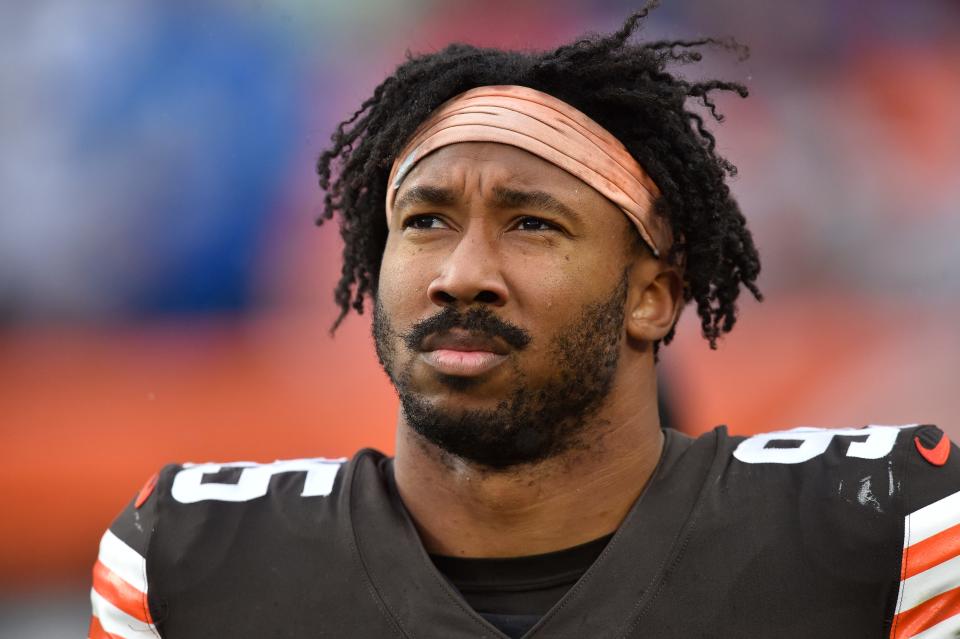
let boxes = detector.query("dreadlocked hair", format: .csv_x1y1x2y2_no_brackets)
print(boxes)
315,2,762,350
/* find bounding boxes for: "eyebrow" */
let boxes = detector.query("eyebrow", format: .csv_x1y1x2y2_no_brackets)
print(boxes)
393,185,458,214
490,186,583,225
393,183,584,225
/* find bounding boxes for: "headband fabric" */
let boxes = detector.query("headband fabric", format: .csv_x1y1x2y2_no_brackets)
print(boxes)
385,85,670,257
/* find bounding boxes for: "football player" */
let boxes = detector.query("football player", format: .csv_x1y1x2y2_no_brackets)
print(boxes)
88,7,960,638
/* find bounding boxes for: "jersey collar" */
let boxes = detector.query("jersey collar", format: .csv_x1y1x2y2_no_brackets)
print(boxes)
346,428,722,638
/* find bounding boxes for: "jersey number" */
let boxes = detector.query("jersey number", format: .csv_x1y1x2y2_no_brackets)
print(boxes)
170,458,345,503
732,425,910,465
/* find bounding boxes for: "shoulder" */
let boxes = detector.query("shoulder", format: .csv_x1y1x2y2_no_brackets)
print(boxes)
89,450,386,637
148,455,361,588
166,455,351,504
695,424,922,524
716,423,960,510
145,452,381,538
726,423,921,467
716,422,958,498
720,423,960,498
715,423,960,636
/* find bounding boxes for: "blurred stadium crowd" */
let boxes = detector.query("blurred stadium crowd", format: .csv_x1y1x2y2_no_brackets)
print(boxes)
1,0,958,634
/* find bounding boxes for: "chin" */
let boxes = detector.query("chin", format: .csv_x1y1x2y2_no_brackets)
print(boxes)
417,385,508,413
410,360,510,395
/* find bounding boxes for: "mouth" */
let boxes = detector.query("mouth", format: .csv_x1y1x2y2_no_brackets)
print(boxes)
419,349,507,376
419,330,510,377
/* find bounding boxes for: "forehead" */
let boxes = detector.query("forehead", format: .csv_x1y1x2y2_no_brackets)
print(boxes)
403,142,580,186
397,142,624,220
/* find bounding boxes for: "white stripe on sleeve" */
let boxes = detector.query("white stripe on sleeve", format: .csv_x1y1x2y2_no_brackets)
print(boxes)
897,553,960,613
98,530,148,594
906,490,960,547
90,589,157,638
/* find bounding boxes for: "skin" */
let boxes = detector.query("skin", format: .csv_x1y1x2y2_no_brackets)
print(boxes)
378,142,684,558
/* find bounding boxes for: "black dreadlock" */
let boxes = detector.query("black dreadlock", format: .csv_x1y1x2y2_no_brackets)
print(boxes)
316,4,762,350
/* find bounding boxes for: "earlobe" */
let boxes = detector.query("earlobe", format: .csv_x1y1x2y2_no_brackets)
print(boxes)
625,262,684,345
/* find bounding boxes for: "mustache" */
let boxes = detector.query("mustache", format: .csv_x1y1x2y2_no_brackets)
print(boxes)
403,306,532,352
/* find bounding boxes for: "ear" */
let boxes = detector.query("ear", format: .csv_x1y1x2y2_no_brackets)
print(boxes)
624,256,684,345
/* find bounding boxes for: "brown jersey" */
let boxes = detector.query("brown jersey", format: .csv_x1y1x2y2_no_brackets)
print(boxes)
88,424,960,638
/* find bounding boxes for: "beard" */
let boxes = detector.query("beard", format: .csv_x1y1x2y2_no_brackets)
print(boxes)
372,274,627,470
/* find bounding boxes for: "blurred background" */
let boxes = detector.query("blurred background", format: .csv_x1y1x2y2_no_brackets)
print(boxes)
2,0,958,634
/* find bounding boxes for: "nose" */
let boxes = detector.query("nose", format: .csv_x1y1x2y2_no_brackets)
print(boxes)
427,233,508,308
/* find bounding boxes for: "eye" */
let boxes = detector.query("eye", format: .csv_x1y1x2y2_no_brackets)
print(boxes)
402,214,448,230
515,216,558,232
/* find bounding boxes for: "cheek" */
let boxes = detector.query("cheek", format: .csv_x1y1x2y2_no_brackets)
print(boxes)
378,243,434,320
502,262,577,354
504,252,624,344
503,249,600,316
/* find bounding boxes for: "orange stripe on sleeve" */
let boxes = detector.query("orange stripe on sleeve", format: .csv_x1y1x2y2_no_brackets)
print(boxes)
88,615,115,639
92,560,153,624
892,585,960,639
904,522,960,580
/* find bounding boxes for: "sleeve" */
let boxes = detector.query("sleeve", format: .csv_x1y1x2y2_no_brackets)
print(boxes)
88,470,163,639
888,425,960,639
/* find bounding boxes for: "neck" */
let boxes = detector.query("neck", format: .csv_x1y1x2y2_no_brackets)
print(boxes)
392,369,664,558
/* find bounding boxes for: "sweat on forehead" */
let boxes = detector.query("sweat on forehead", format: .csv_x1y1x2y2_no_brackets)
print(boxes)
385,85,671,258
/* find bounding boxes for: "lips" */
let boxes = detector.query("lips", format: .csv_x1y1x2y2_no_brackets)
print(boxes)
421,330,510,355
419,330,509,376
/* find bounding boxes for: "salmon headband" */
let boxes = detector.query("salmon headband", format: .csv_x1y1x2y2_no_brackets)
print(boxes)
385,85,671,257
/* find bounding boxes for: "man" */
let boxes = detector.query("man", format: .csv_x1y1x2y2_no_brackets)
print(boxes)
89,8,960,638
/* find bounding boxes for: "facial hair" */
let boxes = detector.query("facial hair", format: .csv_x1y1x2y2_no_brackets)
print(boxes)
372,274,627,470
